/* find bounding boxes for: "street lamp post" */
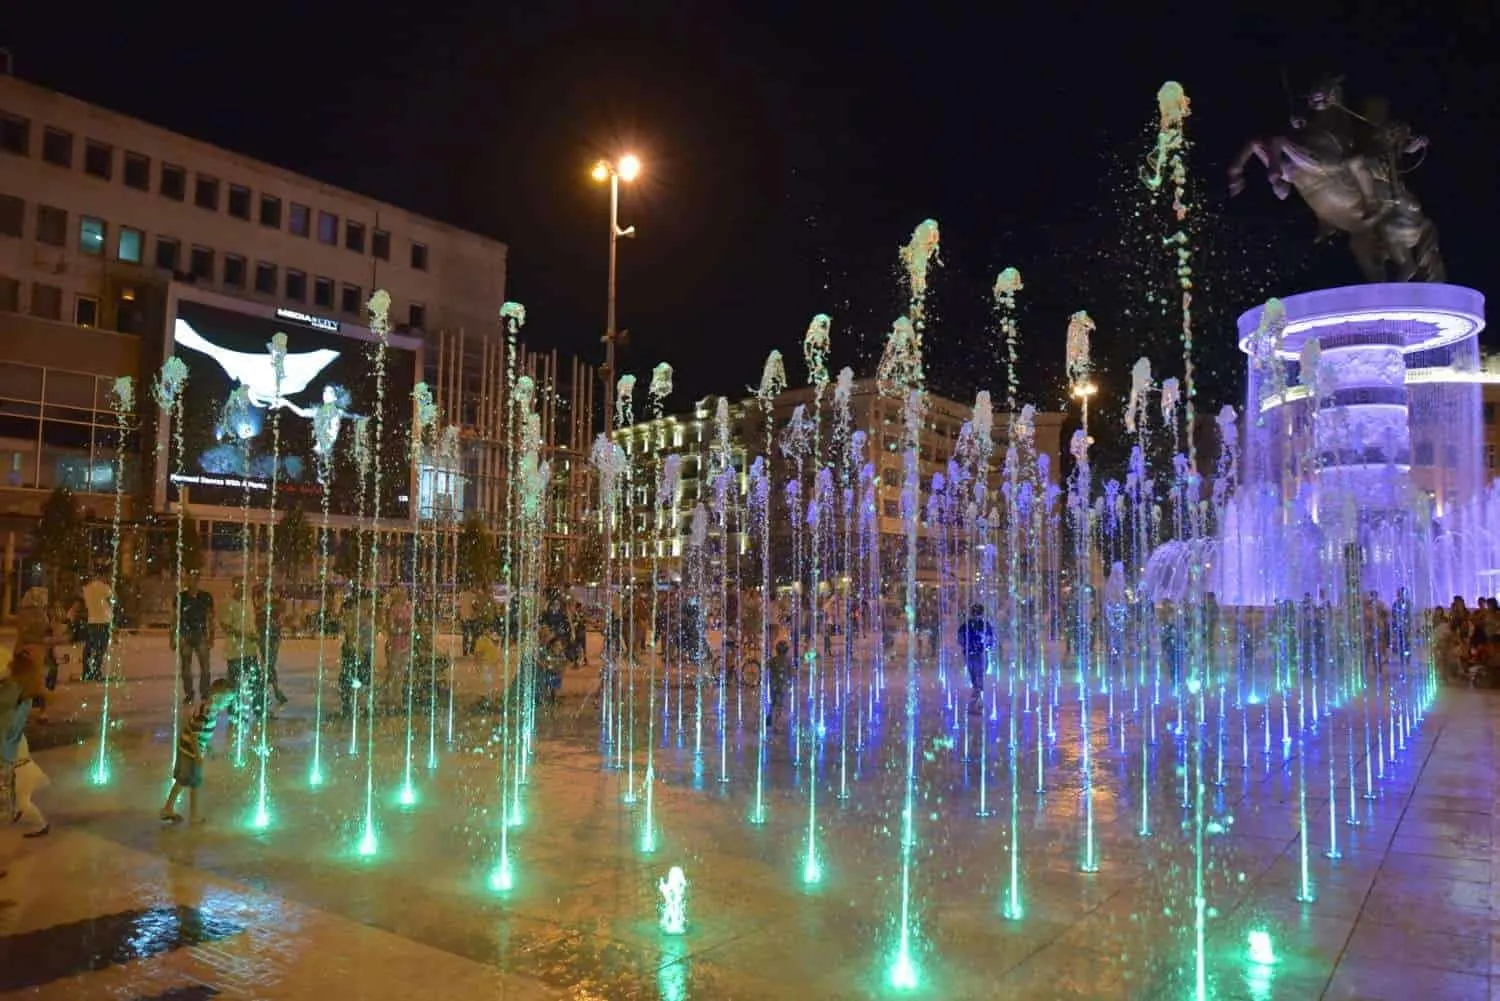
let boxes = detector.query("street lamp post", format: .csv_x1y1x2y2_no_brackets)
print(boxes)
592,154,640,434
1072,380,1099,444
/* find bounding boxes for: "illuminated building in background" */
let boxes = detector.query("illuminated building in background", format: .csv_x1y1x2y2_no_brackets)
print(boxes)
612,379,1065,584
0,71,601,607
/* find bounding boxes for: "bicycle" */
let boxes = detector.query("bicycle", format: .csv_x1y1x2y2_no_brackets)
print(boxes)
699,637,760,690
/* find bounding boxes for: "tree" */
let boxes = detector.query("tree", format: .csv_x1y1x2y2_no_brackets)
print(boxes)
272,504,316,586
457,514,499,590
331,529,363,585
178,509,204,575
150,508,204,576
32,486,90,595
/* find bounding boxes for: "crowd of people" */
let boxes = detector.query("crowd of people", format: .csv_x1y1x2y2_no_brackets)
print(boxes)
1432,596,1500,685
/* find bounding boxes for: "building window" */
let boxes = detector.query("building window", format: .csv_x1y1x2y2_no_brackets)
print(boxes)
41,128,72,168
409,302,426,329
410,241,428,271
29,283,62,321
289,202,310,237
117,226,143,264
0,276,17,312
254,261,277,295
0,113,29,155
35,205,67,247
1485,403,1496,425
155,237,180,271
74,295,98,328
317,211,338,245
0,194,21,238
227,185,251,220
78,216,106,256
259,194,282,229
345,220,365,254
313,276,334,308
194,174,219,211
123,151,150,190
189,246,214,282
83,140,113,180
223,254,246,288
372,229,390,260
161,163,186,200
285,269,307,302
340,283,362,315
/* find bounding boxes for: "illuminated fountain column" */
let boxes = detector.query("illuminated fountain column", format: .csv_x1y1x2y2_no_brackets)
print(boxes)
1237,283,1485,601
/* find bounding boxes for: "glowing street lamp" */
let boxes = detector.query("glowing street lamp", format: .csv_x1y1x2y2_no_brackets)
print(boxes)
591,154,641,428
1071,380,1099,442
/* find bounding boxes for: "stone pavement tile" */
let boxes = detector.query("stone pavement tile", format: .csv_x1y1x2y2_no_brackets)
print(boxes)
1408,793,1493,816
0,903,240,992
1370,868,1492,910
1323,954,1489,1001
1344,918,1492,978
1379,849,1491,885
5,836,564,1001
0,829,188,936
1397,814,1494,848
995,939,1133,1000
1359,876,1492,938
1389,831,1492,861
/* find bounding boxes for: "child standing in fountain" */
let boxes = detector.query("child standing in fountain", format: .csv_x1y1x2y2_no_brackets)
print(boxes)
957,604,995,715
160,678,236,824
221,577,264,721
338,587,375,717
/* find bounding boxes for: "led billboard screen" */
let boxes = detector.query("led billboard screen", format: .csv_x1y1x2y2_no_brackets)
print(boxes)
165,298,415,519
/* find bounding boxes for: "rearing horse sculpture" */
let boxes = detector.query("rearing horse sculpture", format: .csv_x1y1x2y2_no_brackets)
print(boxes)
1230,78,1444,283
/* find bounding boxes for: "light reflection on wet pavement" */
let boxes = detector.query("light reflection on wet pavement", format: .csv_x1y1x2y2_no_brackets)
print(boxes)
0,638,1494,999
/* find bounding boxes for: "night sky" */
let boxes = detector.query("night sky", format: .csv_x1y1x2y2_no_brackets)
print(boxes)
5,2,1496,446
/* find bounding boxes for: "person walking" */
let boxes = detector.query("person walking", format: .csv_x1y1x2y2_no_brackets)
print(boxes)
957,603,995,715
171,570,216,705
80,571,114,682
220,577,263,721
383,586,414,708
458,586,479,656
1,650,48,838
255,582,289,707
765,640,793,731
15,586,54,721
338,587,375,718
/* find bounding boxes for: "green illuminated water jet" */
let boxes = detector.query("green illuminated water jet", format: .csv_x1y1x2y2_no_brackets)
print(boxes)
91,375,134,787
308,386,341,788
153,357,189,783
882,217,938,991
248,332,289,832
399,382,439,807
358,290,394,856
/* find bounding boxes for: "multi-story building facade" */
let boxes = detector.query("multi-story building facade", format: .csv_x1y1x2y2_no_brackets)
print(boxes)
612,377,1065,583
610,395,752,574
0,72,596,609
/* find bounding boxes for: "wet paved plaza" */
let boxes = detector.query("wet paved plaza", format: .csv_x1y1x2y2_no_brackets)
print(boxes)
0,634,1496,999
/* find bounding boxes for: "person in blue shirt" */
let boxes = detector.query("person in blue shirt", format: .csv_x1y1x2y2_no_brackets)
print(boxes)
957,604,995,715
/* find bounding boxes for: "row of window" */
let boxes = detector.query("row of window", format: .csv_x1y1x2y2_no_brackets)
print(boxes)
0,195,427,329
0,275,100,327
0,108,430,271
